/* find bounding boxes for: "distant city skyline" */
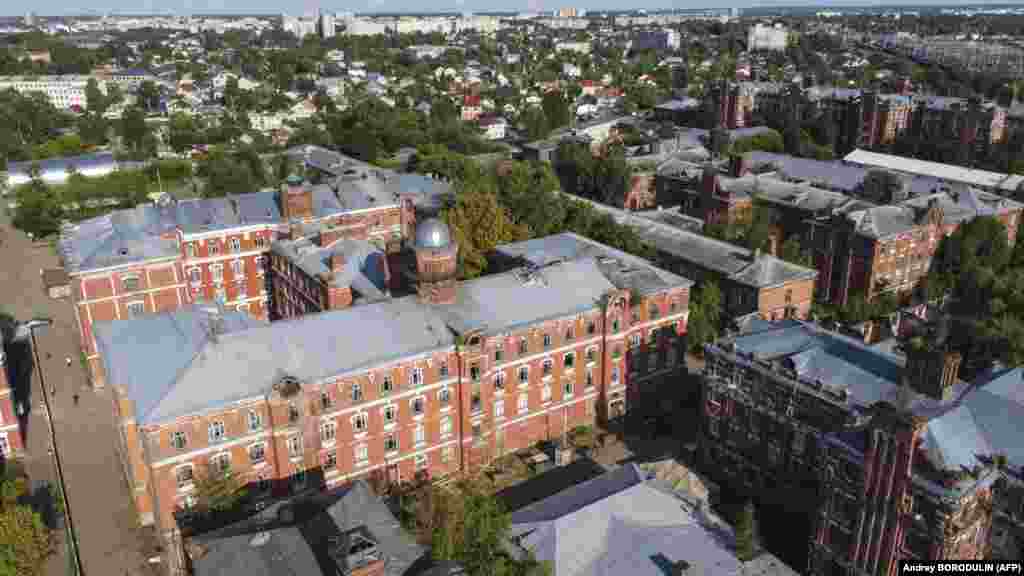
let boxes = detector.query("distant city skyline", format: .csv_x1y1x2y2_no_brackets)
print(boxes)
4,0,1021,17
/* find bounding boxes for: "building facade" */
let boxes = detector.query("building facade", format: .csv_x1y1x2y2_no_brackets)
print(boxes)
94,223,691,573
698,321,1002,576
0,75,98,109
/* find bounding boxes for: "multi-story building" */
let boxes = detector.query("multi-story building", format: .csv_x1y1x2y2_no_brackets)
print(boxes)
59,147,442,381
658,153,1023,306
630,29,681,52
0,337,25,462
94,221,691,570
747,24,789,52
0,75,98,109
699,320,1009,576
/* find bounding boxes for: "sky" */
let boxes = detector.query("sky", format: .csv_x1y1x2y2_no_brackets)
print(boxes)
2,0,1015,17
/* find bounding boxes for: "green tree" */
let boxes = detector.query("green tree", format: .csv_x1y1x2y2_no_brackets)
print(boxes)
137,80,161,112
191,469,247,514
442,186,529,280
779,235,812,267
541,91,570,130
168,112,200,155
119,107,149,155
0,468,55,576
200,149,257,198
734,500,756,562
85,77,107,114
687,281,723,355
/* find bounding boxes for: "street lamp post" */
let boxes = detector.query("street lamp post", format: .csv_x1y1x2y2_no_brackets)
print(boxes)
22,319,84,576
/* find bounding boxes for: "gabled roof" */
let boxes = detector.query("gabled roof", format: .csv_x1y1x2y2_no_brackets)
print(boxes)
191,481,436,576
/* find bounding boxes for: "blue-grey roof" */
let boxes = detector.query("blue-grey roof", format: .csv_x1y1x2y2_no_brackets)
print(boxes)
494,232,692,296
415,218,451,249
923,366,1024,474
60,203,182,272
93,305,267,425
272,237,390,303
721,321,966,418
508,464,800,576
6,152,128,186
192,481,433,576
99,256,636,424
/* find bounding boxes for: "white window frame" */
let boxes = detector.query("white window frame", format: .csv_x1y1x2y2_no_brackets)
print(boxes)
518,365,529,386
384,434,399,454
440,416,452,438
127,300,146,318
209,241,220,256
351,382,363,402
229,237,241,253
188,267,201,284
208,421,225,443
630,333,642,349
542,358,554,378
231,259,243,277
287,435,303,458
249,442,266,464
248,410,262,431
411,395,426,417
211,263,224,282
325,449,337,469
518,393,528,413
175,464,194,490
414,424,426,446
382,404,397,426
437,388,450,407
494,398,505,419
355,444,369,464
122,274,141,292
211,452,231,474
542,384,552,402
255,236,267,249
321,421,337,445
410,367,424,387
381,375,394,395
351,412,368,434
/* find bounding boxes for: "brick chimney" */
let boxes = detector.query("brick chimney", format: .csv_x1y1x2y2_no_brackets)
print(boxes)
280,175,314,222
903,340,962,402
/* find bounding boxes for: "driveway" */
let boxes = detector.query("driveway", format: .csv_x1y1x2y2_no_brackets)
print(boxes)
0,212,159,576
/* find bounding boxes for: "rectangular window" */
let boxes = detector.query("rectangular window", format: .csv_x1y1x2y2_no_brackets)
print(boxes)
287,436,302,458
495,399,505,419
542,359,553,377
439,361,449,378
472,423,482,441
229,237,241,252
171,431,187,450
518,366,529,385
495,372,506,390
211,453,231,474
410,367,423,387
438,388,450,406
352,412,368,432
587,321,596,335
384,434,398,453
564,380,574,398
255,236,266,249
441,446,453,463
519,338,528,355
176,465,194,489
412,396,425,416
383,405,396,424
325,449,337,469
441,416,452,437
470,364,481,382
321,391,333,411
188,268,201,283
518,393,528,413
381,375,393,395
585,369,594,389
355,444,368,463
351,382,363,402
414,424,425,445
542,385,552,402
209,241,220,256
289,403,300,423
208,421,225,443
127,301,145,317
122,275,140,292
586,347,597,364
543,333,552,349
186,243,196,258
611,367,620,384
494,347,504,363
321,421,337,443
564,352,575,369
630,334,642,349
249,443,265,463
212,264,223,281
415,453,428,470
248,410,262,431
565,326,575,341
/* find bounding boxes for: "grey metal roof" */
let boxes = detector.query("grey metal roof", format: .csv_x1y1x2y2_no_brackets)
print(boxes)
844,149,1022,193
272,237,390,302
6,152,120,185
192,480,433,576
93,305,267,426
508,464,800,576
923,367,1024,474
723,321,967,419
60,203,182,272
493,232,692,297
100,256,642,424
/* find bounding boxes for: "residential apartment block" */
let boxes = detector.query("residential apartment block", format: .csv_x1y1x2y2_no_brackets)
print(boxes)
93,221,691,566
0,340,24,462
698,320,1010,575
0,75,97,109
59,147,436,381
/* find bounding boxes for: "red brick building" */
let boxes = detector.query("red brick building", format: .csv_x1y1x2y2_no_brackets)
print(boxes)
0,343,24,461
93,223,691,571
60,148,433,383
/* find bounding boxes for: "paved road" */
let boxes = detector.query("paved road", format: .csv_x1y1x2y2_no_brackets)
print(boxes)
0,214,159,576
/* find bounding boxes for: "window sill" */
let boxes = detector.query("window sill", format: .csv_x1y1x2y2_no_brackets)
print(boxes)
354,431,369,440
383,423,396,432
542,374,553,381
356,459,370,468
495,414,505,421
385,450,400,458
289,455,303,463
322,439,336,448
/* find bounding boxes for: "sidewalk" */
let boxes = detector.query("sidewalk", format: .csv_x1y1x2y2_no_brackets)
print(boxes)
0,213,157,576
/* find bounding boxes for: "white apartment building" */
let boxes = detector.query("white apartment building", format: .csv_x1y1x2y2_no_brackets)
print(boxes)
554,41,592,55
747,24,789,52
0,75,100,110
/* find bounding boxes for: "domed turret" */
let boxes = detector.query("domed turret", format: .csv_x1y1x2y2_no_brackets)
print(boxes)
413,219,457,305
415,218,451,249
